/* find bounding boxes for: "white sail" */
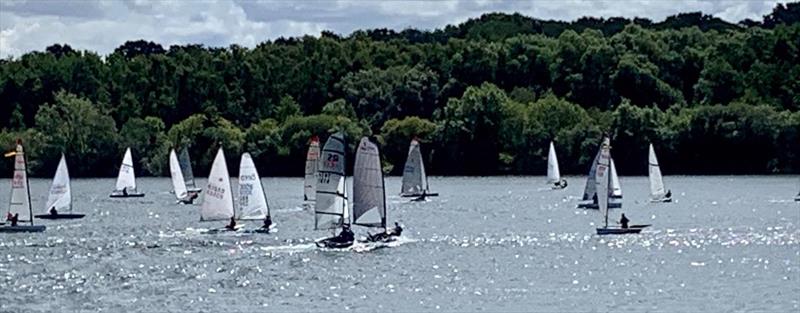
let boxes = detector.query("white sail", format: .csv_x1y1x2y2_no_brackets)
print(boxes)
546,141,561,184
304,136,320,201
238,152,269,220
114,147,137,191
45,154,71,212
352,137,386,228
595,137,612,227
200,148,234,221
610,158,622,197
401,139,428,195
178,148,198,190
315,132,348,230
581,148,601,201
169,149,188,199
8,142,31,222
648,144,667,199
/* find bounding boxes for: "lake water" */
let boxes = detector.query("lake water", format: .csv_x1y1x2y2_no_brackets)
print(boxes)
1,176,798,312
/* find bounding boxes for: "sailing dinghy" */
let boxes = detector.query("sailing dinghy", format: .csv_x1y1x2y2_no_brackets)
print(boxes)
577,142,621,209
648,144,672,203
0,140,46,232
304,136,320,202
200,147,238,232
35,154,84,219
169,149,197,204
401,139,438,198
547,141,567,189
314,132,353,248
594,137,649,235
352,137,402,243
238,152,273,233
109,147,144,197
178,148,201,193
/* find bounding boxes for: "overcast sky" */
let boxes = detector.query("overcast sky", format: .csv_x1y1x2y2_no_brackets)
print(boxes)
0,0,785,58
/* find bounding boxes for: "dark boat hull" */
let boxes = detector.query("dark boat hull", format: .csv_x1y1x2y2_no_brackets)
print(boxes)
596,224,650,235
577,202,622,209
109,193,145,198
35,213,86,220
401,193,439,198
315,237,354,248
0,225,46,233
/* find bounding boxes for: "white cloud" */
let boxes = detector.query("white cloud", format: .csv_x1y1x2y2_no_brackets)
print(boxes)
0,0,785,58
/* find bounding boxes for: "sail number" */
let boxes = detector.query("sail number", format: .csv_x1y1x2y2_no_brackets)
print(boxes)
324,153,339,168
319,172,332,184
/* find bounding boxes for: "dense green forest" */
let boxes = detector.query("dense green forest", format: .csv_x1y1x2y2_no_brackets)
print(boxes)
1,3,799,177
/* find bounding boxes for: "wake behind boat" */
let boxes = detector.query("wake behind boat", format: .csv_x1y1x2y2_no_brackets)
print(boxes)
109,147,145,198
400,139,438,198
35,154,85,220
1,140,46,233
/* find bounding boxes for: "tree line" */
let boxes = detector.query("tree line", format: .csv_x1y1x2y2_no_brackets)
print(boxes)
0,3,798,177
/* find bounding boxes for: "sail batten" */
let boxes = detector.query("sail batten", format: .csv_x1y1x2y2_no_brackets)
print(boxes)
352,137,386,228
45,154,71,212
169,149,189,199
304,137,320,201
200,148,234,221
238,152,269,220
315,132,348,230
401,139,430,196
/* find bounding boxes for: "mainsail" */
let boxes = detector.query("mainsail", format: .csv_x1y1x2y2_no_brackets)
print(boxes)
315,132,348,230
352,137,386,228
238,152,269,220
7,142,32,223
304,136,320,201
115,147,137,192
45,154,71,212
581,148,602,201
610,158,622,198
178,148,198,191
200,148,234,221
595,137,612,227
401,139,429,196
169,149,188,199
546,141,561,184
648,144,666,199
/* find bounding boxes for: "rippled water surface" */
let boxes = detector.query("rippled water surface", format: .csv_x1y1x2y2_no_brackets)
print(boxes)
1,176,798,312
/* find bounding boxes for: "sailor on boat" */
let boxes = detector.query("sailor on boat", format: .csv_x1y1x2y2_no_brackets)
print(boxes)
330,224,355,244
225,216,237,231
554,179,568,189
262,215,272,230
665,190,672,199
619,213,629,229
122,188,128,196
49,207,58,216
9,213,19,227
180,191,199,204
368,222,404,241
412,190,427,202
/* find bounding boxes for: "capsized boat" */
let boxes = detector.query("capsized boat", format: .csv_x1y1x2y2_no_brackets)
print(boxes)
304,136,320,202
400,139,438,198
238,152,273,233
547,141,567,189
1,140,46,232
594,137,649,235
314,132,353,248
648,143,672,203
35,154,84,219
109,147,145,197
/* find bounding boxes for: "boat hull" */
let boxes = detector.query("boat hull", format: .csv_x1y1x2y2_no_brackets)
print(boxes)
109,192,145,198
401,193,439,198
34,213,86,220
596,224,650,235
650,197,672,203
577,202,622,209
0,225,46,233
315,237,354,249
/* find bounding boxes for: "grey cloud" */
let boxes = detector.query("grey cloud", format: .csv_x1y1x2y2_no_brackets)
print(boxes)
0,0,107,19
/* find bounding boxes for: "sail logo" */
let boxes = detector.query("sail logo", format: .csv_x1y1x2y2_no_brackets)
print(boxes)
241,174,257,181
12,172,24,188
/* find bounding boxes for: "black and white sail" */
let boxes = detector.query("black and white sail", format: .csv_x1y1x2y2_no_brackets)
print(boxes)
315,132,349,230
178,148,201,193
